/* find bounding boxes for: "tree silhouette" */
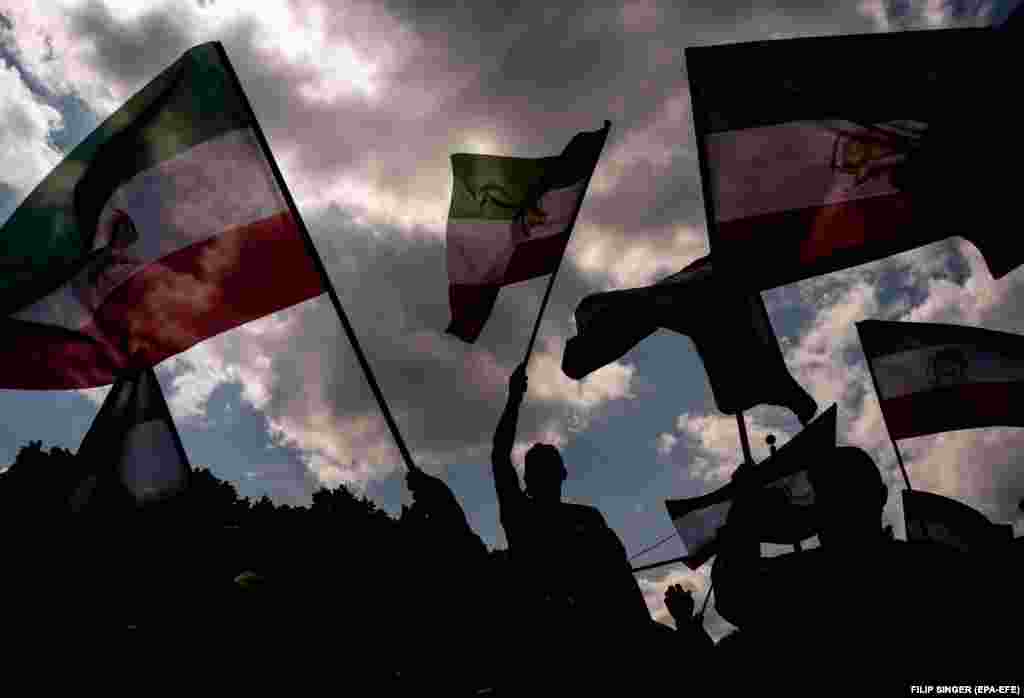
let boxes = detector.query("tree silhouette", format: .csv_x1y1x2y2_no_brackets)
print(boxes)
0,440,506,690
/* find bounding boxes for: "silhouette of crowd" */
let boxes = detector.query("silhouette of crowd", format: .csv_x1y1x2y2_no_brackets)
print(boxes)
0,364,1019,692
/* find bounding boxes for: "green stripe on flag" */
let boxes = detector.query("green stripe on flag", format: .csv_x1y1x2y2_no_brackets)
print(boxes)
449,154,554,221
1,42,249,313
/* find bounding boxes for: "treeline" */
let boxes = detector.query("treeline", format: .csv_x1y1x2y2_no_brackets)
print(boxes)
0,441,506,691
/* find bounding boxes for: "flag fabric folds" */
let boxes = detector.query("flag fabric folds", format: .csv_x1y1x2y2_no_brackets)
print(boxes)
445,122,610,343
665,404,837,569
562,255,817,424
0,42,323,389
685,28,1015,292
902,490,1013,554
857,320,1024,440
70,367,190,513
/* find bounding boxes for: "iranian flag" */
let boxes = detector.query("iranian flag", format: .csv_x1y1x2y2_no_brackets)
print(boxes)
857,320,1024,440
70,367,191,512
562,255,818,425
0,42,322,389
665,405,836,569
686,28,1016,291
446,122,609,343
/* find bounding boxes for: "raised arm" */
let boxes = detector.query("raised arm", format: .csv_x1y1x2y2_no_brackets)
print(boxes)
491,363,528,516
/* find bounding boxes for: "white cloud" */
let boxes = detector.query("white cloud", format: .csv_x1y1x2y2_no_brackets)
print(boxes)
0,2,119,113
570,222,707,290
668,410,795,484
0,59,63,196
636,562,734,641
655,432,677,456
526,337,636,411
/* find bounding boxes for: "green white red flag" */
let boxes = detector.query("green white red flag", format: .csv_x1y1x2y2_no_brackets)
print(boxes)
445,122,609,342
0,42,322,389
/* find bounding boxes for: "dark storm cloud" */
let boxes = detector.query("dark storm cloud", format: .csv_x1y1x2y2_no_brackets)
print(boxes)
247,204,618,468
65,1,197,87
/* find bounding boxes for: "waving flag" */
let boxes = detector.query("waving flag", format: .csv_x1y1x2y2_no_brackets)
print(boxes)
665,405,836,569
563,255,817,424
902,490,1013,554
446,122,609,342
0,42,323,389
685,28,1015,291
857,320,1024,439
70,367,190,513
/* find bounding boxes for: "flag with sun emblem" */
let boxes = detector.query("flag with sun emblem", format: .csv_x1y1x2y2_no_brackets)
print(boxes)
445,122,609,342
0,42,323,389
858,320,1024,439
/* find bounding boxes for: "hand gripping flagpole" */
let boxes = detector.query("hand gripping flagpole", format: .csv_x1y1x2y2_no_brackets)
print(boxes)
216,43,420,474
522,121,612,368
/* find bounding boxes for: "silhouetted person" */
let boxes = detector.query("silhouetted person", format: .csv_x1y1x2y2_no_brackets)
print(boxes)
664,583,715,656
404,465,488,566
491,363,651,687
712,447,1015,688
400,465,493,691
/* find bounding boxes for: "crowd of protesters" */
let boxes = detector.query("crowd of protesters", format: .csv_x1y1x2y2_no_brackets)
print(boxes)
0,364,1019,692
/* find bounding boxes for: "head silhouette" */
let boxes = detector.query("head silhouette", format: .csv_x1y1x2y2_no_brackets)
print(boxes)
808,447,888,548
524,444,566,503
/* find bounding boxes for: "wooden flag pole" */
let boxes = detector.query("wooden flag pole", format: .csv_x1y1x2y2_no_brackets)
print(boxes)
522,121,612,367
216,43,420,473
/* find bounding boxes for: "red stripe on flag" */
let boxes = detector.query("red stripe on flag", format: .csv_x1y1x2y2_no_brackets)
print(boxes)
0,321,124,389
880,381,1024,439
88,211,323,369
447,283,500,343
715,194,926,287
502,232,570,286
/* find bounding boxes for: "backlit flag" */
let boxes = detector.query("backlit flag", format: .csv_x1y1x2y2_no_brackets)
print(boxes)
665,405,836,569
0,42,323,389
563,255,817,424
902,490,1013,554
857,320,1024,440
446,122,610,343
70,367,190,513
685,28,1016,291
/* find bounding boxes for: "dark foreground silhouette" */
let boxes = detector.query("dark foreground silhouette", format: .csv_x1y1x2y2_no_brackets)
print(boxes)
1,390,1019,693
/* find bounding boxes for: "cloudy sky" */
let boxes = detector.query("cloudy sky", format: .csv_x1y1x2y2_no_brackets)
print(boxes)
2,0,1021,637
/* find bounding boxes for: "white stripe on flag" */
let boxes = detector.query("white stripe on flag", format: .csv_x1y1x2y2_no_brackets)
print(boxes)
447,181,585,285
118,419,188,502
673,500,731,558
871,345,1024,399
707,121,906,222
13,127,287,331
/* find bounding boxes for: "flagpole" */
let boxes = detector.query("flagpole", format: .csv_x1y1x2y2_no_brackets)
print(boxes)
522,121,612,366
215,43,420,473
735,410,754,465
631,554,689,574
698,580,714,620
856,324,912,491
889,438,912,491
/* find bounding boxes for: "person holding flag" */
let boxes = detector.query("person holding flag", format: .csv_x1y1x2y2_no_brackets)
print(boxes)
490,363,653,688
711,447,1013,688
